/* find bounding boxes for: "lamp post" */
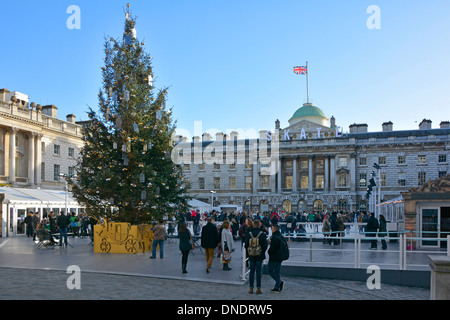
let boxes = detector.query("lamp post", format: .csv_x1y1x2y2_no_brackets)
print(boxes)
373,163,381,217
210,190,216,212
59,173,68,215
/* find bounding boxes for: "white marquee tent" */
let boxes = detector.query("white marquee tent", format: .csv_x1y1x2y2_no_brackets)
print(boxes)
0,187,83,237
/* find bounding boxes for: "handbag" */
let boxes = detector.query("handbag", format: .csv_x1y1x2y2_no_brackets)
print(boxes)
189,233,195,250
221,241,231,263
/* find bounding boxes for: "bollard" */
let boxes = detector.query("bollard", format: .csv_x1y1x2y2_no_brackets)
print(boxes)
309,235,313,262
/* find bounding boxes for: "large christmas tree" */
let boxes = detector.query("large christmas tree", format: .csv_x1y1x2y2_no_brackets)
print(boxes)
72,4,189,224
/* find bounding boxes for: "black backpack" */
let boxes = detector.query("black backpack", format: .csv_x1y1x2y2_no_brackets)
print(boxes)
279,236,290,261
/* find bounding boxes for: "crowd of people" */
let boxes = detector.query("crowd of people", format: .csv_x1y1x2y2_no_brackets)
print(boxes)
158,209,299,294
23,210,98,247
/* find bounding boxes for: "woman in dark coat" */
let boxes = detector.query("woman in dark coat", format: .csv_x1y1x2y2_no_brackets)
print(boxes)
378,214,388,250
178,222,192,273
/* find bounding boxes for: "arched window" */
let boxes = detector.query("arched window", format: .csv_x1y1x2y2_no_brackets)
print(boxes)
282,200,291,213
314,199,323,212
260,200,269,212
298,200,307,213
338,199,348,212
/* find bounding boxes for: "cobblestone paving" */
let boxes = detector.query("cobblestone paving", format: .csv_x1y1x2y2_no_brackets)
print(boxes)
0,267,429,300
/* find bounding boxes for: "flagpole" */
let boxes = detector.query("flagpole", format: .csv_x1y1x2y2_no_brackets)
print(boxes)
306,61,309,104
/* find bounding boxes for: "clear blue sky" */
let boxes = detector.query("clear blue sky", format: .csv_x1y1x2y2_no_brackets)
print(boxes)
1,0,450,139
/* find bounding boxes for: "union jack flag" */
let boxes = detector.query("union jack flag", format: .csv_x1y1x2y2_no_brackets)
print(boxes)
293,66,307,75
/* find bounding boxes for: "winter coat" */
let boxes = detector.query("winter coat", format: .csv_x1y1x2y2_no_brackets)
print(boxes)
245,227,268,262
201,222,219,249
378,219,387,237
268,230,285,262
366,216,379,235
152,224,167,241
178,229,192,251
57,215,69,229
221,227,234,252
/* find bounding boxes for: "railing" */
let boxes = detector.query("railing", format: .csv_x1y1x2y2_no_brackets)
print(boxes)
239,223,450,282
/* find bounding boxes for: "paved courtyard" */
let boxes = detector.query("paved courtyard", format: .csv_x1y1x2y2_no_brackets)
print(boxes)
0,235,431,300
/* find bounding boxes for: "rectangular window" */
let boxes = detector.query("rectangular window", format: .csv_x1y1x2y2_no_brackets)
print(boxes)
380,173,387,186
316,175,324,189
418,172,426,186
41,162,45,181
378,156,386,165
418,155,426,164
214,177,220,189
53,164,60,181
398,156,405,164
300,160,308,169
198,177,205,190
245,176,252,190
54,144,60,155
285,161,293,169
198,163,205,170
438,155,447,163
338,173,347,187
214,163,220,170
68,166,75,177
300,176,308,189
398,173,406,186
260,175,269,189
229,177,236,189
229,163,236,170
359,173,367,187
285,176,293,189
359,157,367,166
68,147,74,158
439,171,447,178
316,160,324,169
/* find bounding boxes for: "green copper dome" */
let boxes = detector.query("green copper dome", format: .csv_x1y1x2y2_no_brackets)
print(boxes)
288,103,329,127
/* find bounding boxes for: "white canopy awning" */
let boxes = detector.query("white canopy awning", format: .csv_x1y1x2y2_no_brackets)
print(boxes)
0,187,81,207
189,198,211,212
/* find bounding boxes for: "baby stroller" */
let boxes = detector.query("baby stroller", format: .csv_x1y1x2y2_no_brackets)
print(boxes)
35,227,59,249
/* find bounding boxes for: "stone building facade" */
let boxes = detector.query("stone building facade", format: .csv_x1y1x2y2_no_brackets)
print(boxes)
0,89,83,188
173,103,450,217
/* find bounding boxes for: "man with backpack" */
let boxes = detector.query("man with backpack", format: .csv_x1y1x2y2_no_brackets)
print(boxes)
268,224,289,293
245,220,268,294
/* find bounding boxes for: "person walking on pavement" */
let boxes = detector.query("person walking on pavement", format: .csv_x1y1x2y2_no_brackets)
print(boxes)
177,221,192,273
268,224,285,293
150,219,167,259
201,216,219,273
378,214,388,250
220,220,234,271
57,211,69,247
245,219,268,295
366,212,379,249
24,212,33,238
32,212,40,241
322,215,331,244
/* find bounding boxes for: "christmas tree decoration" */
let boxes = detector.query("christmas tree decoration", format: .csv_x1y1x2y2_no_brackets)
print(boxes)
72,4,190,224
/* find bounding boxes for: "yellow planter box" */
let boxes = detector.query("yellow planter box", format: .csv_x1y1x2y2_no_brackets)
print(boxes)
94,222,154,254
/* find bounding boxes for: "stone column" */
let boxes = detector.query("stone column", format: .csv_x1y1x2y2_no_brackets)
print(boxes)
28,133,35,185
324,155,329,191
330,155,336,192
293,157,297,192
35,133,43,185
277,158,282,193
308,155,313,192
252,163,258,194
8,127,18,184
350,153,356,192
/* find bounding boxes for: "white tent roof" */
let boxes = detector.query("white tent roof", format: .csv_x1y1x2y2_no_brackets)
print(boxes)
189,198,210,211
0,187,80,206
